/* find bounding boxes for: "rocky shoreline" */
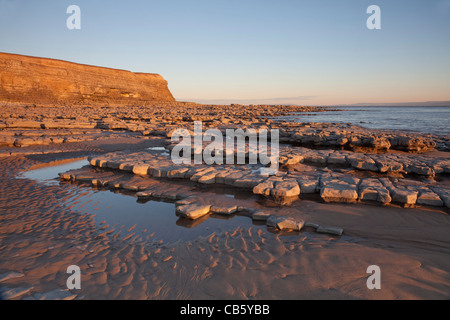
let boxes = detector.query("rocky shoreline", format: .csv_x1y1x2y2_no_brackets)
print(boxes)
1,102,449,300
1,103,448,152
1,103,449,213
60,144,448,210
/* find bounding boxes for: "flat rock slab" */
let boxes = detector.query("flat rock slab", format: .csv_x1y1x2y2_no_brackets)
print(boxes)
136,190,153,199
176,203,211,220
253,178,300,201
210,205,238,215
316,226,344,236
417,191,444,207
132,165,150,176
431,187,450,208
297,178,319,194
175,197,198,206
271,179,301,198
267,216,304,231
71,149,449,209
392,189,418,205
320,184,358,203
253,180,273,197
304,222,320,229
252,211,271,221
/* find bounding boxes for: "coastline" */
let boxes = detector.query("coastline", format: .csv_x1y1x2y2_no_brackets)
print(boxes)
0,103,449,300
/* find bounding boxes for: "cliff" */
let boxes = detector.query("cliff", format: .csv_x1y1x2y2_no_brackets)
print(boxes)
0,52,175,105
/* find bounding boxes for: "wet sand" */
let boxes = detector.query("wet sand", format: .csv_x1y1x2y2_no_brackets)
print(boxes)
1,137,449,300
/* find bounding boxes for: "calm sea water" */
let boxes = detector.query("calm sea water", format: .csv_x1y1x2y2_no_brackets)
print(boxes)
285,106,450,136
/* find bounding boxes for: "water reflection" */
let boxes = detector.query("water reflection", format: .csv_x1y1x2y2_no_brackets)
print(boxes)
64,184,263,243
19,159,267,244
19,159,89,185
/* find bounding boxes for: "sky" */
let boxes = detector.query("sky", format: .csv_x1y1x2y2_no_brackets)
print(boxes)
0,0,449,106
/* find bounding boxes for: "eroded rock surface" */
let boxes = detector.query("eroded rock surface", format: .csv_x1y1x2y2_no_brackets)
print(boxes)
0,52,175,104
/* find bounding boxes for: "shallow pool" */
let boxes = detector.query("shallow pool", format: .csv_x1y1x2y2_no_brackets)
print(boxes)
20,158,267,244
19,158,90,186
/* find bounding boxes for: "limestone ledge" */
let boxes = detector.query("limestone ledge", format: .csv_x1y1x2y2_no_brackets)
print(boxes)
80,150,450,208
1,104,448,152
58,166,342,235
166,141,450,177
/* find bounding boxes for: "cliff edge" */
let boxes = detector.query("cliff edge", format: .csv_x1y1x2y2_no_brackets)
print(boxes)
0,52,175,105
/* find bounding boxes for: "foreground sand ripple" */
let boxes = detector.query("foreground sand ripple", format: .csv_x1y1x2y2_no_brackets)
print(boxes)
1,138,449,299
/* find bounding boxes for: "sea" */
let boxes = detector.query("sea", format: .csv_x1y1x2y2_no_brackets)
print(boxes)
283,106,450,136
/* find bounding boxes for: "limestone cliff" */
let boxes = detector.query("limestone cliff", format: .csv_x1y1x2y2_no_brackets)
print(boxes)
0,52,175,105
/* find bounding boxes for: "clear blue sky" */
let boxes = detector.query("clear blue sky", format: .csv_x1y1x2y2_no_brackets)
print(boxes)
1,0,449,105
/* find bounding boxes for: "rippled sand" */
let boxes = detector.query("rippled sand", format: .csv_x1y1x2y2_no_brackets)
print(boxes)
0,137,449,300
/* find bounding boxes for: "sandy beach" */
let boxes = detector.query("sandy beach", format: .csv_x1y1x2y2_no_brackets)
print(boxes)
2,1,450,303
0,102,449,300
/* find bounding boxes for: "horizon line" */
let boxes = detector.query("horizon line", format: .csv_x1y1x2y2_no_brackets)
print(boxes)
178,98,450,107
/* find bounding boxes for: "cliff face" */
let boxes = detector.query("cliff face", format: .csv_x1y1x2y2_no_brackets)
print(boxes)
0,52,175,105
